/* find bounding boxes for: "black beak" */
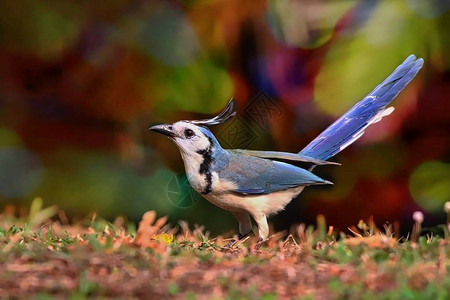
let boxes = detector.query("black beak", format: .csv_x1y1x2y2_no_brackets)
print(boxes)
149,124,176,138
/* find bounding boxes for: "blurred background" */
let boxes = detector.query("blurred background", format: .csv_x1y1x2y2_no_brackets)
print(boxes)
0,0,449,234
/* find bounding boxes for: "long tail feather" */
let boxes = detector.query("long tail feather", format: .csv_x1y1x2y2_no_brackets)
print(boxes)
300,54,423,161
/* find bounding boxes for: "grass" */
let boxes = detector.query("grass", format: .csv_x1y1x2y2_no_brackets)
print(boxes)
0,199,449,299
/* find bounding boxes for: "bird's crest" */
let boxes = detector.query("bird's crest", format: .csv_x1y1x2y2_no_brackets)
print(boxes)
189,98,236,126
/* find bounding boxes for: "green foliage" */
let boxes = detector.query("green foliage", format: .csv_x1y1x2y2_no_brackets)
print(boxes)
0,206,449,299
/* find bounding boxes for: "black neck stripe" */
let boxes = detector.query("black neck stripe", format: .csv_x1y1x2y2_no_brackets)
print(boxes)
196,137,214,194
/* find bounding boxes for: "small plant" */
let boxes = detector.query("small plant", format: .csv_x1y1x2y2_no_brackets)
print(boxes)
0,200,448,299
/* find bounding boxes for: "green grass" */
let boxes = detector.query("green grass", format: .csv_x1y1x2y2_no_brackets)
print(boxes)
0,202,449,299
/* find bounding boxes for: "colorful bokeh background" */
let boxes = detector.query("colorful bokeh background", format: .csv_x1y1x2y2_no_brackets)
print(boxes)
0,0,449,234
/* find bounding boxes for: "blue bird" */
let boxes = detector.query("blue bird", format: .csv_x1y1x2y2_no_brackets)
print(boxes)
150,55,423,243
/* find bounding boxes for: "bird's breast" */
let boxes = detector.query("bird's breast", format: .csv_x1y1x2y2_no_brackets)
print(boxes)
185,173,206,192
180,153,206,191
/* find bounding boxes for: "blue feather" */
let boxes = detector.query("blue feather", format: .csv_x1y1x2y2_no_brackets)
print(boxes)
300,54,423,161
231,149,340,165
219,151,331,195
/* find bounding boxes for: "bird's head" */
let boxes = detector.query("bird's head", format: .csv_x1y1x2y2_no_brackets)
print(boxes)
149,99,236,156
149,121,220,155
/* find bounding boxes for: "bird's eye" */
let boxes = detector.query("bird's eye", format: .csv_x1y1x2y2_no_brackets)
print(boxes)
184,128,195,139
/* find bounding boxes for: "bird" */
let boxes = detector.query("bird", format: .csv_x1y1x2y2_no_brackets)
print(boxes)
150,54,423,244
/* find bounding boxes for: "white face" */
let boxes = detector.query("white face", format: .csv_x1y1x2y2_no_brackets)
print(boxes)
169,121,212,155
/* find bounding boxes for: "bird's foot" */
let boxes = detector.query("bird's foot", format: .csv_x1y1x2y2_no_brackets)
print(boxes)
223,231,252,249
254,237,265,250
223,239,236,249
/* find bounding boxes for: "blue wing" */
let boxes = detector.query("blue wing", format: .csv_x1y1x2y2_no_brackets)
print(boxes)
300,54,423,161
231,149,340,166
219,151,332,195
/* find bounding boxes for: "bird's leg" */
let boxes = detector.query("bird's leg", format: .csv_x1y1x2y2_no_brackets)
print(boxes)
254,214,269,240
253,214,268,250
224,211,252,248
238,232,250,240
233,211,253,238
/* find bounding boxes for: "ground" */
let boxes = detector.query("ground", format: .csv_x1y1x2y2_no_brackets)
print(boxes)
0,200,449,299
